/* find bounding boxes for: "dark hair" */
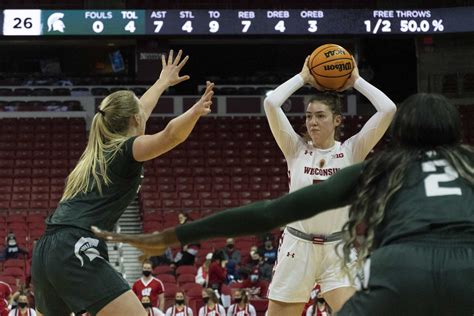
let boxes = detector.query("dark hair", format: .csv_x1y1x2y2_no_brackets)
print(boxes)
212,249,225,262
391,93,462,148
340,93,474,276
302,92,343,141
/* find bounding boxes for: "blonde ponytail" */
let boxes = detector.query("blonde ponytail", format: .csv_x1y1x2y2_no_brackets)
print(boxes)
61,91,140,201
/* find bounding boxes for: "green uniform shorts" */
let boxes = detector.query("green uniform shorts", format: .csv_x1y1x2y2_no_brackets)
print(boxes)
31,226,130,316
339,235,474,316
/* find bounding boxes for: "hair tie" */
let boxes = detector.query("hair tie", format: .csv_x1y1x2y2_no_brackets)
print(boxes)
98,109,105,116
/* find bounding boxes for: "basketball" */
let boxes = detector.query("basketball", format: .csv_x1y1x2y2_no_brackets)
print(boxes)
309,44,354,90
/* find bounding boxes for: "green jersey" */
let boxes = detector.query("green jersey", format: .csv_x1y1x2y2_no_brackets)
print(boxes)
46,136,143,231
376,155,474,247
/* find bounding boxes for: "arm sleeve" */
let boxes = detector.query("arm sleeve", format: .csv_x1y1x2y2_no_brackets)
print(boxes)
188,308,194,316
263,75,305,159
250,305,257,316
176,163,363,244
347,77,396,162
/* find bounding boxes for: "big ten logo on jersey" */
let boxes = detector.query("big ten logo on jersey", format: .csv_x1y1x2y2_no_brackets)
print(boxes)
332,152,344,159
141,287,152,296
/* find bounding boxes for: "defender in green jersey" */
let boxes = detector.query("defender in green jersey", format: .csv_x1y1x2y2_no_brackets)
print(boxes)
96,93,474,316
32,50,215,316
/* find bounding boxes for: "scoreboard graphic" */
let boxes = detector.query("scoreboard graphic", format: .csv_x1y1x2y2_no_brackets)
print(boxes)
2,8,473,36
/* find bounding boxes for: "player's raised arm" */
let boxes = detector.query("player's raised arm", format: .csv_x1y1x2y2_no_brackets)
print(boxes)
139,49,191,120
92,162,363,256
263,57,318,159
340,58,397,162
132,81,214,162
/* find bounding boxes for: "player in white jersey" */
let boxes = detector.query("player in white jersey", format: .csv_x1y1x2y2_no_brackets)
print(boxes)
263,56,396,315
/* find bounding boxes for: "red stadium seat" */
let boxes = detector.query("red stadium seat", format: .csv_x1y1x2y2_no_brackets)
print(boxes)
175,265,197,276
177,274,196,286
156,274,176,284
153,266,172,275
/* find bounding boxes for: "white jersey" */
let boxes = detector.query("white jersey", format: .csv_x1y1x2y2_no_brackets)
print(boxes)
165,306,193,316
198,304,226,316
264,74,396,235
226,303,257,316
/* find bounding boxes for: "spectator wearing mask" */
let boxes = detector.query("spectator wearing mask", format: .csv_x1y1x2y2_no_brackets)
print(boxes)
8,294,35,316
4,234,28,260
222,238,241,265
198,288,225,316
165,291,193,316
142,296,165,316
208,250,227,291
258,235,277,265
244,251,272,282
227,289,256,316
196,253,213,287
132,260,165,310
174,213,200,266
240,269,269,299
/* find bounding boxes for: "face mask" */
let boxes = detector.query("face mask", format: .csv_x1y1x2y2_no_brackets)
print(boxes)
18,302,27,309
250,274,258,282
234,297,242,304
175,299,185,305
317,298,325,305
142,270,151,277
8,240,16,246
203,297,209,304
227,244,234,250
142,303,152,309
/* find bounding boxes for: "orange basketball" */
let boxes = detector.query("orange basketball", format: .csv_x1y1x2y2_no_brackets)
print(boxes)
309,44,354,91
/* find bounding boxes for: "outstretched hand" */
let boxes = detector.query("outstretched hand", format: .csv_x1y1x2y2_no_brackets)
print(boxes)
192,81,215,117
159,49,190,87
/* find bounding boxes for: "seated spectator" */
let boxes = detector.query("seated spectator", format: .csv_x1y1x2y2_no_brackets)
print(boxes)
208,250,227,292
175,213,200,266
227,289,256,316
258,235,277,265
199,288,225,316
132,260,165,310
222,238,241,283
244,246,259,266
4,233,28,260
244,251,272,282
8,293,35,316
165,291,193,316
142,295,165,316
222,238,241,265
239,269,268,299
196,253,213,287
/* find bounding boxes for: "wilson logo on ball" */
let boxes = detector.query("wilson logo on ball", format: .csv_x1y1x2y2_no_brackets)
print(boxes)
323,62,352,72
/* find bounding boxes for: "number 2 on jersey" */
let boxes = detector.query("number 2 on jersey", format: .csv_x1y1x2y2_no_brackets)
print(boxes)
422,160,462,197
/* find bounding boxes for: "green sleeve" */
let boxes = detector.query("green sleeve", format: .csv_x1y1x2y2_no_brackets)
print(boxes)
176,162,363,244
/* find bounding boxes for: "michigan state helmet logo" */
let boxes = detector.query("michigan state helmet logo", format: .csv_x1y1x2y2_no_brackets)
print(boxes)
74,237,105,267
